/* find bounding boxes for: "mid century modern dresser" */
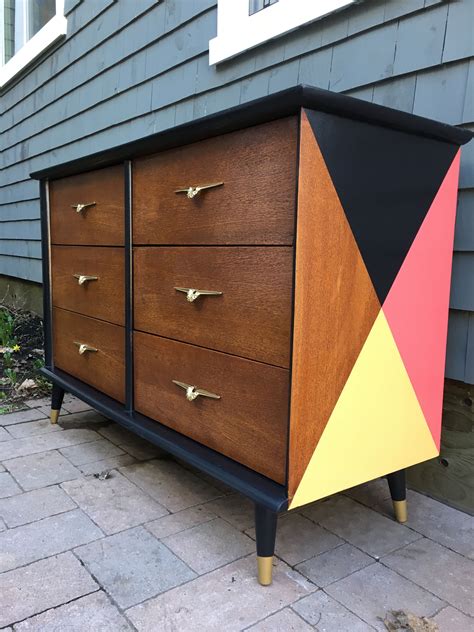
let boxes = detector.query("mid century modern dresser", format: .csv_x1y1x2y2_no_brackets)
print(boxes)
32,86,472,585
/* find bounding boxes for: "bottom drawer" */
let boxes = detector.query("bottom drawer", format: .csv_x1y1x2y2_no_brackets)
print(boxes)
53,308,125,403
134,331,289,483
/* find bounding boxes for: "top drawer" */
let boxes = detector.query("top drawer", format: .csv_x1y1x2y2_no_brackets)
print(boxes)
49,165,124,246
132,117,298,245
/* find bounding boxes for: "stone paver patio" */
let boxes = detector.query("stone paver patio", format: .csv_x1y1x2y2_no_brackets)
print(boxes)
0,397,473,631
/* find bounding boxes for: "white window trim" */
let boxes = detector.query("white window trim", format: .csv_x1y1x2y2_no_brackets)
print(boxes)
209,0,357,65
0,0,66,87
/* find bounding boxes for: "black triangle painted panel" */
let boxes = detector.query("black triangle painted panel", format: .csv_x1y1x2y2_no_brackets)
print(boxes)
306,109,458,303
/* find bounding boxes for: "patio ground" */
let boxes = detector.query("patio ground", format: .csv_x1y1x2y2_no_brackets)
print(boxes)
0,397,472,631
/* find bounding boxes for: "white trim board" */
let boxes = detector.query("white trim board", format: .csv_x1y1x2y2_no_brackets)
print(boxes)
0,0,67,88
209,0,357,65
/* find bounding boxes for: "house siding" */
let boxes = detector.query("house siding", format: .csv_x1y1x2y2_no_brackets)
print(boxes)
0,0,473,382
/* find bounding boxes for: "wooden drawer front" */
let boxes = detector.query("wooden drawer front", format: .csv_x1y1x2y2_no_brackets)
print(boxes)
49,165,124,245
53,308,125,403
134,247,293,367
133,117,298,245
134,332,289,483
51,246,125,326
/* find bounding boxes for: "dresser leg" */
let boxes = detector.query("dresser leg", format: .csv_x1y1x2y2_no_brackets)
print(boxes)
387,469,407,523
255,504,277,586
50,384,65,424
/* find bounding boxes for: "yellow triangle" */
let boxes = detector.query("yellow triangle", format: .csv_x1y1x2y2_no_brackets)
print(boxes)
289,310,438,509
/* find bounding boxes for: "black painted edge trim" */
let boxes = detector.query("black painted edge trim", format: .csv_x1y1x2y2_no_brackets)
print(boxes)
30,85,472,180
39,179,53,369
42,367,289,512
124,161,133,412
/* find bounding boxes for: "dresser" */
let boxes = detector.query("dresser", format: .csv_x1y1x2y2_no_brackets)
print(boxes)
32,86,472,585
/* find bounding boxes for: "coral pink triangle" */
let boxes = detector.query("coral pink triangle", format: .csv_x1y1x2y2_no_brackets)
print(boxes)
383,151,461,449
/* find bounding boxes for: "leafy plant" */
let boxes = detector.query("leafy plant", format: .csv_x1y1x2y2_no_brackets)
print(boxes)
3,350,12,367
0,308,16,347
4,368,17,385
0,305,49,408
33,356,52,394
1,348,19,391
0,307,20,399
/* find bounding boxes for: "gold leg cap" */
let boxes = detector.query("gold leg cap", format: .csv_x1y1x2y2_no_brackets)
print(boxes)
393,499,407,523
257,556,273,586
50,409,60,424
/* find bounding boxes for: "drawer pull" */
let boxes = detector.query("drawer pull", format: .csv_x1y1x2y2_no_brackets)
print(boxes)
174,182,224,199
73,274,99,286
74,341,98,355
172,380,221,402
71,202,96,213
174,287,223,303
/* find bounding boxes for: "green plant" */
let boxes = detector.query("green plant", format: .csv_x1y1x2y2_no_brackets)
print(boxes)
33,357,44,370
4,368,17,385
0,305,47,407
33,356,52,394
3,350,12,367
1,349,18,390
0,308,16,347
0,309,20,396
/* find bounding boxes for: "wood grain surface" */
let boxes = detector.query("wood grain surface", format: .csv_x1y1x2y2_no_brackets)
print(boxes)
134,331,289,483
132,117,298,245
49,165,124,245
53,307,125,403
51,246,125,325
134,246,293,367
288,109,381,499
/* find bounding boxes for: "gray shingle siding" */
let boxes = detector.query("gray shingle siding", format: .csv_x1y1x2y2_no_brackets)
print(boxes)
0,0,473,382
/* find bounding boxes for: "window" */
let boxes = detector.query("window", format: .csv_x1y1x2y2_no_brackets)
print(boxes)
0,0,66,87
209,0,358,65
249,0,279,16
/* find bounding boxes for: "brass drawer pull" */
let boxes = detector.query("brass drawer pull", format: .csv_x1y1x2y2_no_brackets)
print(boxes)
73,274,99,286
174,287,223,303
71,202,96,213
74,341,98,355
174,182,223,199
172,380,221,402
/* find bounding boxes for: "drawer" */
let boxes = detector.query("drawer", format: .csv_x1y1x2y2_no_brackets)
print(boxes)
133,117,298,245
134,247,293,367
134,332,289,483
53,308,125,403
49,165,124,245
52,246,125,326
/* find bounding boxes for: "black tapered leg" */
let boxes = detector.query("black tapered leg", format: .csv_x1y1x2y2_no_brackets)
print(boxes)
50,383,65,424
255,504,278,585
386,469,407,523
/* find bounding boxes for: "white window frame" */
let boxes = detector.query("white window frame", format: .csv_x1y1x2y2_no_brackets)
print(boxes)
209,0,358,65
0,0,66,87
